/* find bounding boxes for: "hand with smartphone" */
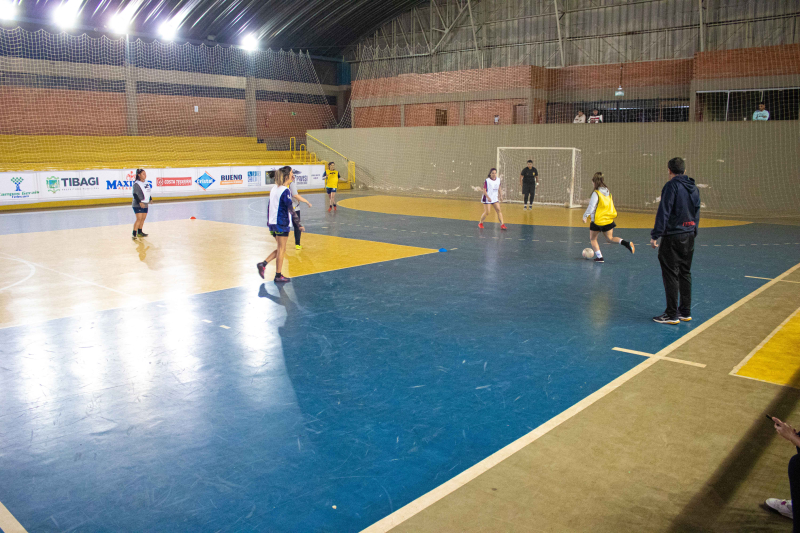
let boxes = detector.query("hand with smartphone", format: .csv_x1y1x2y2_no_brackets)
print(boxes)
767,415,800,447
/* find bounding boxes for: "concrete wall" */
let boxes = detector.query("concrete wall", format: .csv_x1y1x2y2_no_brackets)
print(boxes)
310,121,800,216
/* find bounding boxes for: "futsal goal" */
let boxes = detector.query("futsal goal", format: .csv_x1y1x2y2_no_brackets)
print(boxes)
497,147,582,208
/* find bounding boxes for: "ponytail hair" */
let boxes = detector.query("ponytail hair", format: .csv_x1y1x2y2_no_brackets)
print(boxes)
488,168,497,178
592,172,607,191
274,166,293,186
135,168,145,181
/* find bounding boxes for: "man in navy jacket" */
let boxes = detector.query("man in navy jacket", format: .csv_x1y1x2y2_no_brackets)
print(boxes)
650,157,701,324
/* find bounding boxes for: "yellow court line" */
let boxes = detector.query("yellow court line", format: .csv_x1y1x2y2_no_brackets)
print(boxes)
0,501,28,533
361,260,800,533
612,347,707,368
339,195,752,229
745,276,800,284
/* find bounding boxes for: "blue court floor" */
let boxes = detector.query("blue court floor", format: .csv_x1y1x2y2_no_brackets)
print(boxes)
1,194,799,532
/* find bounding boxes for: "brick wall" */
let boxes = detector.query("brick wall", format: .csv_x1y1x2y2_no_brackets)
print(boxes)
694,44,800,79
549,59,694,91
354,105,402,128
138,95,246,137
405,102,461,127
256,101,336,139
465,99,529,125
0,87,126,136
352,65,534,99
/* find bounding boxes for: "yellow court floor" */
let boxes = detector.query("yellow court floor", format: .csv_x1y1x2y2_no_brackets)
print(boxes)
339,195,752,228
734,307,800,388
0,219,437,329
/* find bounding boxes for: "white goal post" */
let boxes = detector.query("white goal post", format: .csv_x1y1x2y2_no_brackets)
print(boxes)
497,147,582,208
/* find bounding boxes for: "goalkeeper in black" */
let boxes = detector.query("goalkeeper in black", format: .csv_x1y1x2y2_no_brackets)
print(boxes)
519,160,539,209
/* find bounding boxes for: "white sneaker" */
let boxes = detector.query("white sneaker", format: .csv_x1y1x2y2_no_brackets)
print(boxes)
764,498,793,519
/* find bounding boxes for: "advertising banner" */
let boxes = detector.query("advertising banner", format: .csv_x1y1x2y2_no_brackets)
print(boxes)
0,172,39,201
259,165,325,191
156,168,197,194
228,166,261,190
80,169,125,198
1,164,327,207
37,171,86,199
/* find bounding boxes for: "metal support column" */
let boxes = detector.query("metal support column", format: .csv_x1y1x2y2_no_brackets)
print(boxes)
698,0,705,52
466,0,483,68
553,0,566,67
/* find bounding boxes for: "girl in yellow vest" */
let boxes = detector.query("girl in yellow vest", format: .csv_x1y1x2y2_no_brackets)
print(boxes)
582,172,635,263
324,161,339,212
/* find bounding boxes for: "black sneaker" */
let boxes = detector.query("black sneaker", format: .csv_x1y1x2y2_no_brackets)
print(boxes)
274,274,291,283
677,314,692,322
594,256,604,263
256,262,267,279
653,314,679,325
132,233,138,240
622,240,635,254
137,231,148,237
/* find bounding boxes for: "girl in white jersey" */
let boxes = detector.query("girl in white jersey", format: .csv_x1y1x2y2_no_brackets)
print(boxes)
257,166,304,283
479,168,507,230
131,169,151,239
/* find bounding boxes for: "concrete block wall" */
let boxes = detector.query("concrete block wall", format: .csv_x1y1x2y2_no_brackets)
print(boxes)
311,121,800,217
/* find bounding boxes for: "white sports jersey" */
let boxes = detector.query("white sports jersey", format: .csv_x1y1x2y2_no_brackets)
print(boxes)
482,177,501,204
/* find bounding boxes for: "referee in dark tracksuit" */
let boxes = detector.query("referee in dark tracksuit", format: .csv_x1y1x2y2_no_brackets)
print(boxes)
650,157,700,325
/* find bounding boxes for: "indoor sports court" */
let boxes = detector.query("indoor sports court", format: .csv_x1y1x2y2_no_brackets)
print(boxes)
1,1,800,532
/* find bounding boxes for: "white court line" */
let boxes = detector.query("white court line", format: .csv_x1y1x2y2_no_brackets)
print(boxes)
0,256,36,292
360,260,800,533
0,252,144,303
745,275,800,284
612,347,706,368
0,500,28,533
0,194,262,217
730,306,800,376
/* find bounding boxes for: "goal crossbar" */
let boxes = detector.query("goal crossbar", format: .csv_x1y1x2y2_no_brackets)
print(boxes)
497,147,582,208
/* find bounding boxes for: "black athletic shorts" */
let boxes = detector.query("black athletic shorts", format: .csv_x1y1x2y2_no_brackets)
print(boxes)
590,221,616,232
132,207,148,214
270,230,290,238
522,182,536,194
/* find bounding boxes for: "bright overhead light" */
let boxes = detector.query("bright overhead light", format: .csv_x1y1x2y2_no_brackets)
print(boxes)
54,0,81,29
109,12,130,34
0,1,17,21
241,33,259,52
160,20,178,40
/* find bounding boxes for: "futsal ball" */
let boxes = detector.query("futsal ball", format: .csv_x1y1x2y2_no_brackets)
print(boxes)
582,248,595,260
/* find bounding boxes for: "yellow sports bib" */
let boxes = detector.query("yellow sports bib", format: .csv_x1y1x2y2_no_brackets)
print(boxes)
594,191,618,226
325,170,339,188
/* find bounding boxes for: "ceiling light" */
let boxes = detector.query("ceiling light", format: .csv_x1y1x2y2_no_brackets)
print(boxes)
54,0,81,29
160,20,178,40
241,33,258,52
109,12,130,34
0,1,17,21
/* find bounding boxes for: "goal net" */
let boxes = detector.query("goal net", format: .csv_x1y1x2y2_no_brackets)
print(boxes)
497,147,581,208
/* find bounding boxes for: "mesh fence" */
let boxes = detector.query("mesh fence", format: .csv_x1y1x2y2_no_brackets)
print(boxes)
317,32,800,217
0,27,337,172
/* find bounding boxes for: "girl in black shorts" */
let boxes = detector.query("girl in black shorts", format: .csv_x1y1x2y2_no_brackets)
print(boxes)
582,172,634,263
132,169,151,239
